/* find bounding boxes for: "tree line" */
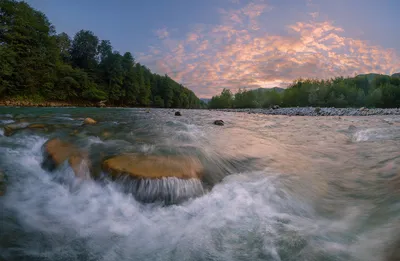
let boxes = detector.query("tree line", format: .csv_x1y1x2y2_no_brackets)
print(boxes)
0,0,205,108
209,73,400,109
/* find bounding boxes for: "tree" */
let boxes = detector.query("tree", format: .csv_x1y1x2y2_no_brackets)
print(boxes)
0,0,204,107
56,32,71,63
70,30,99,72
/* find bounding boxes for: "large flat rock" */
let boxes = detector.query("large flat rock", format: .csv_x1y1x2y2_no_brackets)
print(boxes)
102,154,203,180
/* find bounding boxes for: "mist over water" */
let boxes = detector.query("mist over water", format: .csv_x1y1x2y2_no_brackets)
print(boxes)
0,107,399,261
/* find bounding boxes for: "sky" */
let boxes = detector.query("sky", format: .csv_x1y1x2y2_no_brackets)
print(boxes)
26,0,400,98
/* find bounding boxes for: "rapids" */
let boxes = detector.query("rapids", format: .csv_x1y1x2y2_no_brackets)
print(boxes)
0,107,399,261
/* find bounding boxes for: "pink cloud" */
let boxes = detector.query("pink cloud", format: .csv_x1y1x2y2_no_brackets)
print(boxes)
140,2,400,98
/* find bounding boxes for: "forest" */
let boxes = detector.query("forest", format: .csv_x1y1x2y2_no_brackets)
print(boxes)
209,73,400,109
0,0,204,108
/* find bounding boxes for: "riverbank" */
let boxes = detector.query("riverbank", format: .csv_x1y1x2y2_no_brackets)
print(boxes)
216,107,400,116
0,99,98,108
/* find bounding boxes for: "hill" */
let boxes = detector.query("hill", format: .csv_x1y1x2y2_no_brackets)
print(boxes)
209,73,400,109
0,0,203,108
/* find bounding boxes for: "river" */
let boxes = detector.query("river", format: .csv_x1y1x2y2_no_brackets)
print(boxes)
0,107,399,261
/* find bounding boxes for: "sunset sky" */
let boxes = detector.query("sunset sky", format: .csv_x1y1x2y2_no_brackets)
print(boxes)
27,0,400,98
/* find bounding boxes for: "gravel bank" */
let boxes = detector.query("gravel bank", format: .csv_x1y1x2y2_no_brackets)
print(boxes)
216,107,400,116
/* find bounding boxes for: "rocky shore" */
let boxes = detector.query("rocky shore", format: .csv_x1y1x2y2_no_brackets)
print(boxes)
0,99,98,107
217,107,400,116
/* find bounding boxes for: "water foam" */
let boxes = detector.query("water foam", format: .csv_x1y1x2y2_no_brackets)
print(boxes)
1,117,397,260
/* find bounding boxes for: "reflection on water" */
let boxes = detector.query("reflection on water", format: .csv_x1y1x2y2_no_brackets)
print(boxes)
0,107,399,261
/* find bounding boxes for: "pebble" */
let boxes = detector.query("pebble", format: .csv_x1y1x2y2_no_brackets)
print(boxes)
215,107,400,116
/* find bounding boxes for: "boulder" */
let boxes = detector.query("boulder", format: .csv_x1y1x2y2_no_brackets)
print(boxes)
3,123,29,136
214,120,224,126
42,138,90,178
102,154,203,180
84,117,97,125
175,111,182,116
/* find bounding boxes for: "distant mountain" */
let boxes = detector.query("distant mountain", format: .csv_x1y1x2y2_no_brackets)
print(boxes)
200,98,211,103
392,73,400,78
355,73,384,82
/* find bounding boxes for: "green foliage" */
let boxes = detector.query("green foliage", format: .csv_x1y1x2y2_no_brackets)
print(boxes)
0,0,203,108
209,75,400,109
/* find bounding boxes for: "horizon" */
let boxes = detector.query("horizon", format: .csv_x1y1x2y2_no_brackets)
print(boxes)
26,0,400,99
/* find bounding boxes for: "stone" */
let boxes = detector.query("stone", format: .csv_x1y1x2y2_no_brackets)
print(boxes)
214,120,224,126
97,100,106,108
42,138,90,178
28,124,47,129
272,105,280,110
84,117,97,125
68,153,90,179
101,131,112,138
102,154,203,180
43,139,76,168
0,170,6,196
3,123,28,136
175,111,182,116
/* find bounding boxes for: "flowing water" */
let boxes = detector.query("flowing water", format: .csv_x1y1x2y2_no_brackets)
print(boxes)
0,107,399,261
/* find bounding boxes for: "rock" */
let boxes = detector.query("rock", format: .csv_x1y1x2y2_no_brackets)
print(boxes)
97,100,106,108
102,154,203,180
84,117,97,125
101,131,112,138
43,139,76,168
68,153,90,179
28,124,47,129
175,111,182,116
69,129,79,136
214,120,224,126
272,105,280,110
315,107,321,114
42,138,89,178
0,170,6,196
3,123,28,136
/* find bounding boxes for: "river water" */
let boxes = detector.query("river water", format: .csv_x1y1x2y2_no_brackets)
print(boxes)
0,107,399,261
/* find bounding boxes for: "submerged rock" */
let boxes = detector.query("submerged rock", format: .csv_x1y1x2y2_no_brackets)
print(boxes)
214,120,224,126
102,154,203,180
28,123,46,129
84,117,97,125
68,153,90,179
3,123,29,136
0,170,6,196
175,111,182,116
42,138,90,178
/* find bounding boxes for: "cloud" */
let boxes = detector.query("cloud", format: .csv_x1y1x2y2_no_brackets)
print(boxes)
310,12,319,19
154,28,169,39
141,2,400,98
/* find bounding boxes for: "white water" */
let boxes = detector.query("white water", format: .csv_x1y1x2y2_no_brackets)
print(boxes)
0,133,396,261
1,109,400,261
